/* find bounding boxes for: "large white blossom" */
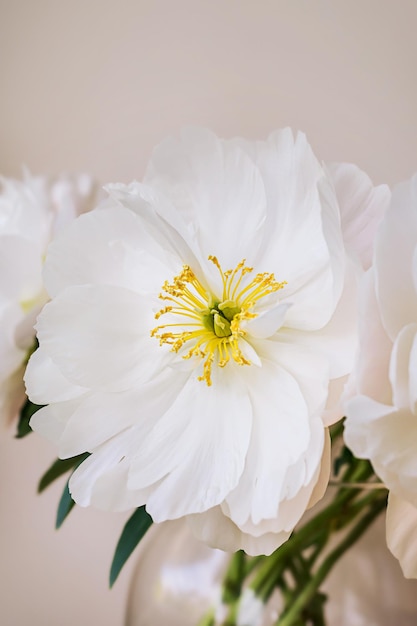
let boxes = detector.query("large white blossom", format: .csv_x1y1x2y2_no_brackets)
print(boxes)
345,174,417,578
0,171,97,429
26,128,387,554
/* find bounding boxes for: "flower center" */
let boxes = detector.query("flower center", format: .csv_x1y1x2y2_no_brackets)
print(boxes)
151,256,286,386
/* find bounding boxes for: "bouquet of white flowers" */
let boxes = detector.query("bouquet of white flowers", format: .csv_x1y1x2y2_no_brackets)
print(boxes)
3,128,416,625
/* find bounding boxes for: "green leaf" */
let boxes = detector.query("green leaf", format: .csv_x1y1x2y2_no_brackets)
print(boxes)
109,506,153,587
15,398,44,439
56,480,76,529
38,453,90,493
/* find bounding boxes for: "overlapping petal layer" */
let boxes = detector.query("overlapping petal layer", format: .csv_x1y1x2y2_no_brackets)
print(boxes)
0,173,98,428
27,128,382,552
345,174,417,577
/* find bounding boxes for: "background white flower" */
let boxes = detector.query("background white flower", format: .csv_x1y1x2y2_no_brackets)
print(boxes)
0,171,97,429
345,174,417,578
26,128,386,554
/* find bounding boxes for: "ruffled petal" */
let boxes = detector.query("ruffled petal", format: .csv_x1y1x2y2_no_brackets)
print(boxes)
129,365,252,520
0,301,25,380
345,396,417,505
187,506,291,556
348,269,392,405
253,337,329,418
389,323,417,410
225,359,311,527
386,493,417,578
69,430,154,511
307,426,331,508
284,258,359,379
58,368,189,458
327,162,389,270
376,175,417,340
30,399,82,446
24,347,87,404
36,284,165,392
144,127,267,269
0,235,43,301
250,130,339,332
245,302,292,339
43,206,180,298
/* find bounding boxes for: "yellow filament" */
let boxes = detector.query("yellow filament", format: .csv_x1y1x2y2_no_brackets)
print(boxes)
151,257,286,385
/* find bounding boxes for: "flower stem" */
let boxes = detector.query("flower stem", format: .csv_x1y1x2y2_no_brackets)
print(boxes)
275,493,387,626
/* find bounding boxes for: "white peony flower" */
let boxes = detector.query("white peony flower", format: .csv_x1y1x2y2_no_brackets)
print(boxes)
345,174,417,578
0,171,97,429
26,128,385,554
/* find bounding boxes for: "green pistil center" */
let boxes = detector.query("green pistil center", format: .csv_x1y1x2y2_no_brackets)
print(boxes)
201,299,241,338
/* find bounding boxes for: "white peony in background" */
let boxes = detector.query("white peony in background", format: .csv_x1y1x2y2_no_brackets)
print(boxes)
26,127,388,555
345,174,417,578
0,172,97,430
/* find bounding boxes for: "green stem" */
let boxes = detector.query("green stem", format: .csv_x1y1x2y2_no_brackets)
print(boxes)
222,550,246,604
275,495,387,626
196,609,216,626
251,476,366,597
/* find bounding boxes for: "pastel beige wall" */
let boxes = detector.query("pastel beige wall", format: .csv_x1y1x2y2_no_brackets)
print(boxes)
1,1,416,625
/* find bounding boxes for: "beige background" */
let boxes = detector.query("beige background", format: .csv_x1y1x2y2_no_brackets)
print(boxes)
1,1,417,625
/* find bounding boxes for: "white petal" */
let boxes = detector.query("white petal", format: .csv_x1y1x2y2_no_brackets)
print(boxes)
225,360,310,527
307,427,331,508
104,182,201,271
245,302,292,339
43,206,179,298
252,131,339,331
69,430,153,510
349,269,392,404
327,162,390,270
59,368,189,458
322,375,348,426
145,127,267,269
188,506,291,556
389,323,417,410
0,364,26,429
30,399,81,445
345,396,417,504
285,258,359,379
127,365,252,520
386,493,417,578
36,284,164,392
0,235,43,301
344,395,396,459
24,347,86,404
376,175,417,340
254,337,329,417
0,301,25,380
231,419,325,538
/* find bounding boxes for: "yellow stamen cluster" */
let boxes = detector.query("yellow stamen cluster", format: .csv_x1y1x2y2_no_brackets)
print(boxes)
151,257,286,386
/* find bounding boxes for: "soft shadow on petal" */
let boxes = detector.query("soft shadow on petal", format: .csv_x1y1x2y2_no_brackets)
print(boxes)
389,323,417,410
59,368,190,459
348,269,392,405
25,347,86,405
327,162,389,270
386,493,417,578
36,284,164,392
285,258,359,380
144,127,267,270
376,175,417,340
225,360,311,528
134,366,252,520
69,430,154,510
43,206,178,298
307,427,331,508
188,506,291,556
